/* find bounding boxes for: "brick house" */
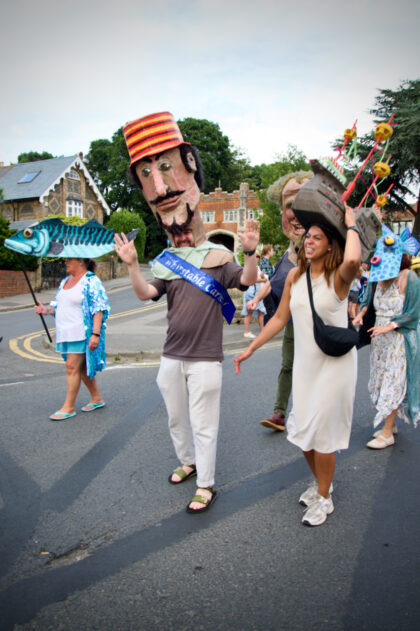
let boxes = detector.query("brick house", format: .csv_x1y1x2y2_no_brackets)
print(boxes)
0,154,111,230
198,182,262,253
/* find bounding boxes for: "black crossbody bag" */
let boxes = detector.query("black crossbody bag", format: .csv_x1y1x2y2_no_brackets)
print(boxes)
356,282,377,349
306,268,359,357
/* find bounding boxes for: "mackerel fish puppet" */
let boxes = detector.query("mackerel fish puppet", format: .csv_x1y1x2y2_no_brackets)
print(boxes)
4,218,138,258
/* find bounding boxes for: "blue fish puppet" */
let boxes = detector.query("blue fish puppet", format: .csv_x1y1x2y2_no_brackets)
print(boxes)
369,225,420,283
4,218,138,259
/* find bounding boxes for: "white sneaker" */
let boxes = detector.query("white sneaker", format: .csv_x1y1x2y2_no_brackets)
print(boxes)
299,480,334,507
244,332,256,339
302,494,334,526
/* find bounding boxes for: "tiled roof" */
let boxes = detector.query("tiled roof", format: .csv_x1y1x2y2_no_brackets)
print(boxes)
0,156,77,201
0,166,15,179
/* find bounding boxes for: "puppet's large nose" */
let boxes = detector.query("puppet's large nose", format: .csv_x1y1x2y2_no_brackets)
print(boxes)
151,166,168,197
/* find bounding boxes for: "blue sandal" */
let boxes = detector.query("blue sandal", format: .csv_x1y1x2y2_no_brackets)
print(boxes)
81,402,106,413
49,411,77,421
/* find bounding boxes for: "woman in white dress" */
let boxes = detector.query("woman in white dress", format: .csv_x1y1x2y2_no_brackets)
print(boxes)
235,205,361,526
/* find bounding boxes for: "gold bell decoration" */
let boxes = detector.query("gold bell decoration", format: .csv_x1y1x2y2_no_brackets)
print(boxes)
373,162,391,178
374,123,393,141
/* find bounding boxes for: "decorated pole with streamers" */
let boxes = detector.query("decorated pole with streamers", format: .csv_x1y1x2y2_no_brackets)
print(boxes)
342,114,395,203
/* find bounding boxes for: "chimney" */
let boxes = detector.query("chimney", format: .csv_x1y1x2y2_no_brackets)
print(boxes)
238,182,249,230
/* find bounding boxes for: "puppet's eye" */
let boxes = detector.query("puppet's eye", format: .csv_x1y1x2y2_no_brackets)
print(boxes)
384,236,395,246
159,162,171,172
141,167,151,177
23,228,33,238
370,255,381,266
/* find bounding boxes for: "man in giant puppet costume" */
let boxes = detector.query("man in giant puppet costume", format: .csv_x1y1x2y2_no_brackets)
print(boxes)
247,170,313,432
114,111,259,513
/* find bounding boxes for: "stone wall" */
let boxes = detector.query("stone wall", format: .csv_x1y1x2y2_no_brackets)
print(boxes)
95,259,128,281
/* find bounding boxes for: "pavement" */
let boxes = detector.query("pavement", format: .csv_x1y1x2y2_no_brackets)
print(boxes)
0,266,267,361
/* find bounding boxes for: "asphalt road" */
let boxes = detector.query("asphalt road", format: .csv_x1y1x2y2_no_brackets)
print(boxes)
1,300,420,631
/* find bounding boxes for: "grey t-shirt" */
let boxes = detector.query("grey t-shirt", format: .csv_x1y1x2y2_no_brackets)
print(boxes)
150,262,245,362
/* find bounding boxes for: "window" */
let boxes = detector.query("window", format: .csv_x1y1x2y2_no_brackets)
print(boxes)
393,220,413,235
202,211,215,223
223,210,238,222
18,171,40,183
68,169,80,180
66,200,83,218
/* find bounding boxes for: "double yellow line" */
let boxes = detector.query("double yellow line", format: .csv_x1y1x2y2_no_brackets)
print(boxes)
9,301,166,364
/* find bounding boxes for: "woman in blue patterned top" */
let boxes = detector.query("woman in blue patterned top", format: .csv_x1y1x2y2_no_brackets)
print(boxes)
35,258,110,421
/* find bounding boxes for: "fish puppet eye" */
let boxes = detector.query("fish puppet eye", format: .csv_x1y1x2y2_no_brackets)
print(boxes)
23,228,33,238
384,236,395,247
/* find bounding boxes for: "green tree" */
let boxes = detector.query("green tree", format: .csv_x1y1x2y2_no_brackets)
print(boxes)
370,79,420,236
178,117,235,193
18,151,54,163
106,209,146,261
0,215,38,270
254,146,311,250
335,80,420,235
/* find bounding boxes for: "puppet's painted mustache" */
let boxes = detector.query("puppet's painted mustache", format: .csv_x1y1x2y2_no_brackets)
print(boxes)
150,190,185,206
156,204,194,236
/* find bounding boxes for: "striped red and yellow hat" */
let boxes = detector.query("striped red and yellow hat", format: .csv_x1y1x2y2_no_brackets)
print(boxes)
123,111,189,166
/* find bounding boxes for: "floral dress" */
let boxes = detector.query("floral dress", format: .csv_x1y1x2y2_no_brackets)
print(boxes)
368,279,409,427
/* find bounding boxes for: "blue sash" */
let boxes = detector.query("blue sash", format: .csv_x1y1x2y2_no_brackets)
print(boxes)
155,250,236,324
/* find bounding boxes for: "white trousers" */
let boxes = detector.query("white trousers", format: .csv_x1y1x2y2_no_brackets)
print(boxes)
157,356,223,488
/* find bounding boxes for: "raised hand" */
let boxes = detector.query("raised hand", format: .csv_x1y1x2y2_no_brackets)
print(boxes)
344,203,357,228
238,219,260,252
114,233,138,266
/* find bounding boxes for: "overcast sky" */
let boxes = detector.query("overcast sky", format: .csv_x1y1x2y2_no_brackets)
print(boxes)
1,0,419,168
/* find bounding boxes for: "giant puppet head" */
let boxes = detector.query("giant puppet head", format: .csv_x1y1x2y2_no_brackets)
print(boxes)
292,159,382,260
368,225,420,283
266,171,313,243
123,111,207,246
